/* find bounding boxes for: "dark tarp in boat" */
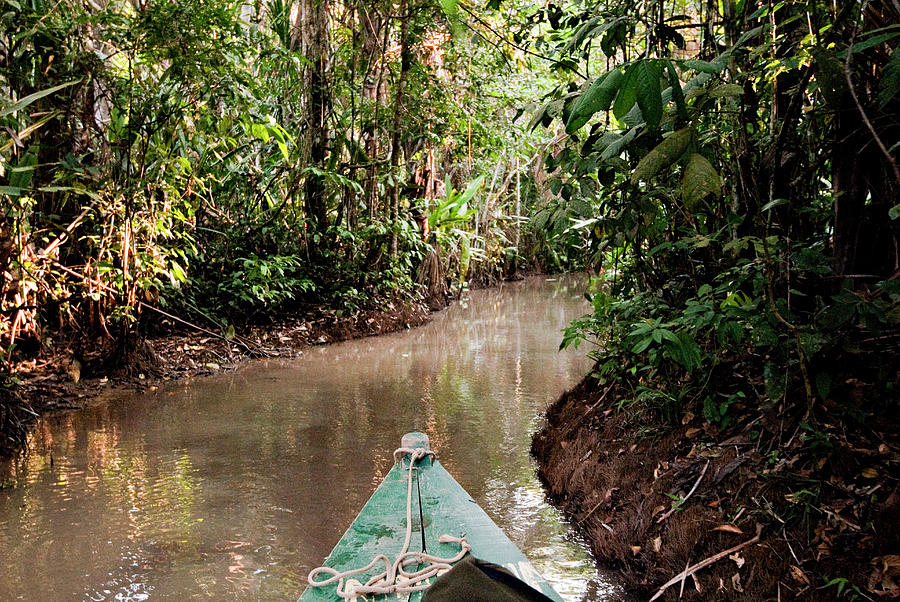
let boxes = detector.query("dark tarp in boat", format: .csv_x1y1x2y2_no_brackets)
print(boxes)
423,556,557,602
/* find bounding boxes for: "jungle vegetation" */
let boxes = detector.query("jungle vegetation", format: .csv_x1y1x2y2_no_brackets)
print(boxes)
2,0,899,594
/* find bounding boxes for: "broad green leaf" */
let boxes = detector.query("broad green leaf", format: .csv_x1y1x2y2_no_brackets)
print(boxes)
456,175,485,206
250,123,270,143
761,198,788,212
9,148,36,190
439,0,463,36
0,80,79,118
682,153,722,210
839,31,900,57
613,63,639,120
599,126,638,160
565,69,623,134
635,61,663,128
682,59,725,74
879,48,900,108
812,47,848,106
709,83,743,98
631,128,693,184
527,98,563,131
666,61,688,122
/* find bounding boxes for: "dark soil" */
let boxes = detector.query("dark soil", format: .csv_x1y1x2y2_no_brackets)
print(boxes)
1,299,431,459
532,377,900,601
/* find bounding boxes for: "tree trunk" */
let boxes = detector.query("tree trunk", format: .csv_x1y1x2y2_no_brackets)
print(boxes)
388,0,410,258
293,0,332,241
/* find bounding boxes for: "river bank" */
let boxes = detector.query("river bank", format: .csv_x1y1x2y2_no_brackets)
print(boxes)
532,376,900,601
1,299,431,459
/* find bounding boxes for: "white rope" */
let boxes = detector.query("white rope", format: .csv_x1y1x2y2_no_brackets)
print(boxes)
307,447,471,600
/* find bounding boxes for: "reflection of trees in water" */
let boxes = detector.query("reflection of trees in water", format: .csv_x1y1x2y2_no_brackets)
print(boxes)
0,274,597,599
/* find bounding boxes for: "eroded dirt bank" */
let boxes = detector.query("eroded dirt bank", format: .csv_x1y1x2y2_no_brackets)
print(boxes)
532,377,900,601
1,300,431,459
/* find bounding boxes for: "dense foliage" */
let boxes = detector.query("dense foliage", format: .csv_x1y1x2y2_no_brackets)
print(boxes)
2,0,899,592
523,0,899,597
522,0,900,426
0,0,570,378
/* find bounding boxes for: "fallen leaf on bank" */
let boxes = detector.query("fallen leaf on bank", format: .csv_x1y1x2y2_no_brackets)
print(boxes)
707,498,722,508
861,467,879,478
729,552,745,568
713,524,743,534
731,573,743,593
682,412,694,425
652,537,662,553
869,555,900,593
791,565,810,585
685,427,702,438
204,363,220,370
692,574,702,593
630,546,641,556
652,504,666,516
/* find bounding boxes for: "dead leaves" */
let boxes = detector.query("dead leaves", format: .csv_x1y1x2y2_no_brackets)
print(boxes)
869,555,900,597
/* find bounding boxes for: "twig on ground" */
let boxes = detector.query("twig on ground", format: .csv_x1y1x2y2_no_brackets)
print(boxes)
648,528,762,602
577,498,606,525
657,460,710,523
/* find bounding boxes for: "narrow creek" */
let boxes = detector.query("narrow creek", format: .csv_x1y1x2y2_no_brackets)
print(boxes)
0,274,620,601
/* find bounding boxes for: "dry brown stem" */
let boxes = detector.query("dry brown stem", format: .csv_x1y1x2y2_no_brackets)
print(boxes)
648,528,762,601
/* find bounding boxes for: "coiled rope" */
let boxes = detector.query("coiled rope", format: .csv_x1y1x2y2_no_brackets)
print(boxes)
307,447,471,600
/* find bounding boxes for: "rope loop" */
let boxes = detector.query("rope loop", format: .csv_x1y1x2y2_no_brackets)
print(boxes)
307,445,469,600
392,446,436,465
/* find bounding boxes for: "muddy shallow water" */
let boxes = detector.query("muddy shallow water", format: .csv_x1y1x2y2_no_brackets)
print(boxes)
0,275,621,601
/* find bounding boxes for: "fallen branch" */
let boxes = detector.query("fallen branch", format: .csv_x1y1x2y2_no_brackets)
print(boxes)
648,528,762,602
657,460,710,524
577,498,606,526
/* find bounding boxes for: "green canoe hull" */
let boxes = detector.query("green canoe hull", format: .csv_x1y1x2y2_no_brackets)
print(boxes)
299,432,562,601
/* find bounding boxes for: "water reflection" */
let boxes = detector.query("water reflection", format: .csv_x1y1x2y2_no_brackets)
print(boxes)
0,274,621,600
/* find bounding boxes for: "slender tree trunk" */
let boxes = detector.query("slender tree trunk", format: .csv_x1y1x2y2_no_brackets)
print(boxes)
294,0,331,242
388,0,410,258
360,5,389,219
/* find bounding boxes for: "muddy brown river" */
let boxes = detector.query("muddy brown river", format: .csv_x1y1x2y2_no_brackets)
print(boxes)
0,274,621,601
